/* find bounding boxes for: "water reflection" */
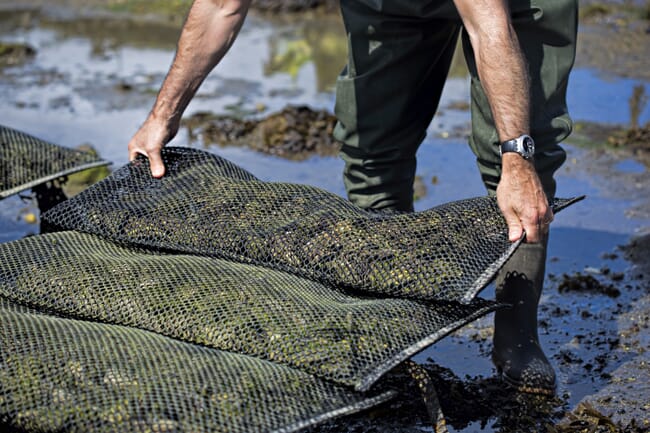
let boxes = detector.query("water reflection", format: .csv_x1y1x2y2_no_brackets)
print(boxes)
264,14,348,92
262,14,469,93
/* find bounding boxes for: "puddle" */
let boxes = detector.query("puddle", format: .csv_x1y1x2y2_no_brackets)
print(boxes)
568,70,650,126
1,5,649,432
0,195,39,243
613,158,646,174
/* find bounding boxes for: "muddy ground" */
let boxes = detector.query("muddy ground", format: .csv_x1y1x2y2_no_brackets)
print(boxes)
0,0,649,432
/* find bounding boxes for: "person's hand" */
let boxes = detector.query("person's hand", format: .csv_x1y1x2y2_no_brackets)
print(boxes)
496,154,553,243
127,115,179,178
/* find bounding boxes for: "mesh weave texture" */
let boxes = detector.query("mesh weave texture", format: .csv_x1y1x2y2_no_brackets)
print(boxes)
43,147,579,304
0,124,109,199
0,297,393,433
2,147,582,432
0,231,500,392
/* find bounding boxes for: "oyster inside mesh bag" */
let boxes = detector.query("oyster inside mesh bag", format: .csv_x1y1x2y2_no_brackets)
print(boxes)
0,297,394,433
43,147,582,303
0,231,500,392
0,124,110,199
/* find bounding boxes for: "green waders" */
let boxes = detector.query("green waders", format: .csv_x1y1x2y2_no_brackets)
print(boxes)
333,0,578,394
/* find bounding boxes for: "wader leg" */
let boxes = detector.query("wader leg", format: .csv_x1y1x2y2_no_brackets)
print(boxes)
460,0,578,394
493,235,557,395
334,1,460,211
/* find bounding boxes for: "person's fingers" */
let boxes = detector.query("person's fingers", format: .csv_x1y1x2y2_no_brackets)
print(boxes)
525,219,541,243
502,209,525,242
127,139,139,162
148,150,166,178
537,208,554,239
543,208,554,225
128,134,166,178
522,206,554,243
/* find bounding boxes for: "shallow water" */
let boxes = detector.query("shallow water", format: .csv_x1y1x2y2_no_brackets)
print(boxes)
0,6,649,431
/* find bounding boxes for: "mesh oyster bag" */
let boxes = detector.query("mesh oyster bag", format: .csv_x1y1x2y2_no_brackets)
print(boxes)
43,147,582,303
1,147,584,432
0,231,500,392
0,297,394,433
0,124,110,199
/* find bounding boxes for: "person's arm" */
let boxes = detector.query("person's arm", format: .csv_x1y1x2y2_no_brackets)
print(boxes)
128,0,252,178
453,0,553,243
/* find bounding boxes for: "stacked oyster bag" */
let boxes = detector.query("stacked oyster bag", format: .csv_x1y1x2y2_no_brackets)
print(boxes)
0,124,109,199
0,147,581,432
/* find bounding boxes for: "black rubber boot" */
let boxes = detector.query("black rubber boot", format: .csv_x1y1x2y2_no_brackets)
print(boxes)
492,236,556,395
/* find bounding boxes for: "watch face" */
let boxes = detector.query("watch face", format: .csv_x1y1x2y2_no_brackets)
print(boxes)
521,136,534,157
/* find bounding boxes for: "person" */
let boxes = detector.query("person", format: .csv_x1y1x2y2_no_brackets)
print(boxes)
128,0,578,395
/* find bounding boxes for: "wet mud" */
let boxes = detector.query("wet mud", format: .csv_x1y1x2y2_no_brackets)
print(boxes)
576,2,650,81
0,42,36,67
0,0,649,432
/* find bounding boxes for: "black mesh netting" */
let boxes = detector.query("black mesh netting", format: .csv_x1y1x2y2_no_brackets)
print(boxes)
1,146,583,432
43,147,581,303
0,296,394,433
0,124,110,199
0,231,500,392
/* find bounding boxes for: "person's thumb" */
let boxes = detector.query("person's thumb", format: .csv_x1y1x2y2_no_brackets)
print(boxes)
148,151,166,178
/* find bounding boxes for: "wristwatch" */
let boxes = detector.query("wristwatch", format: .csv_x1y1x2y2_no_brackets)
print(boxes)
500,134,535,160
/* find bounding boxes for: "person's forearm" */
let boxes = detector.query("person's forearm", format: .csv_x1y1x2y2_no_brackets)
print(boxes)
454,0,530,143
150,0,251,125
454,0,552,243
128,0,250,178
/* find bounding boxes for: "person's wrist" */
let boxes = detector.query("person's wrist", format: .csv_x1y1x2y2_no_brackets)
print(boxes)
150,108,179,126
500,153,537,186
146,108,181,141
501,152,535,169
499,134,535,160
